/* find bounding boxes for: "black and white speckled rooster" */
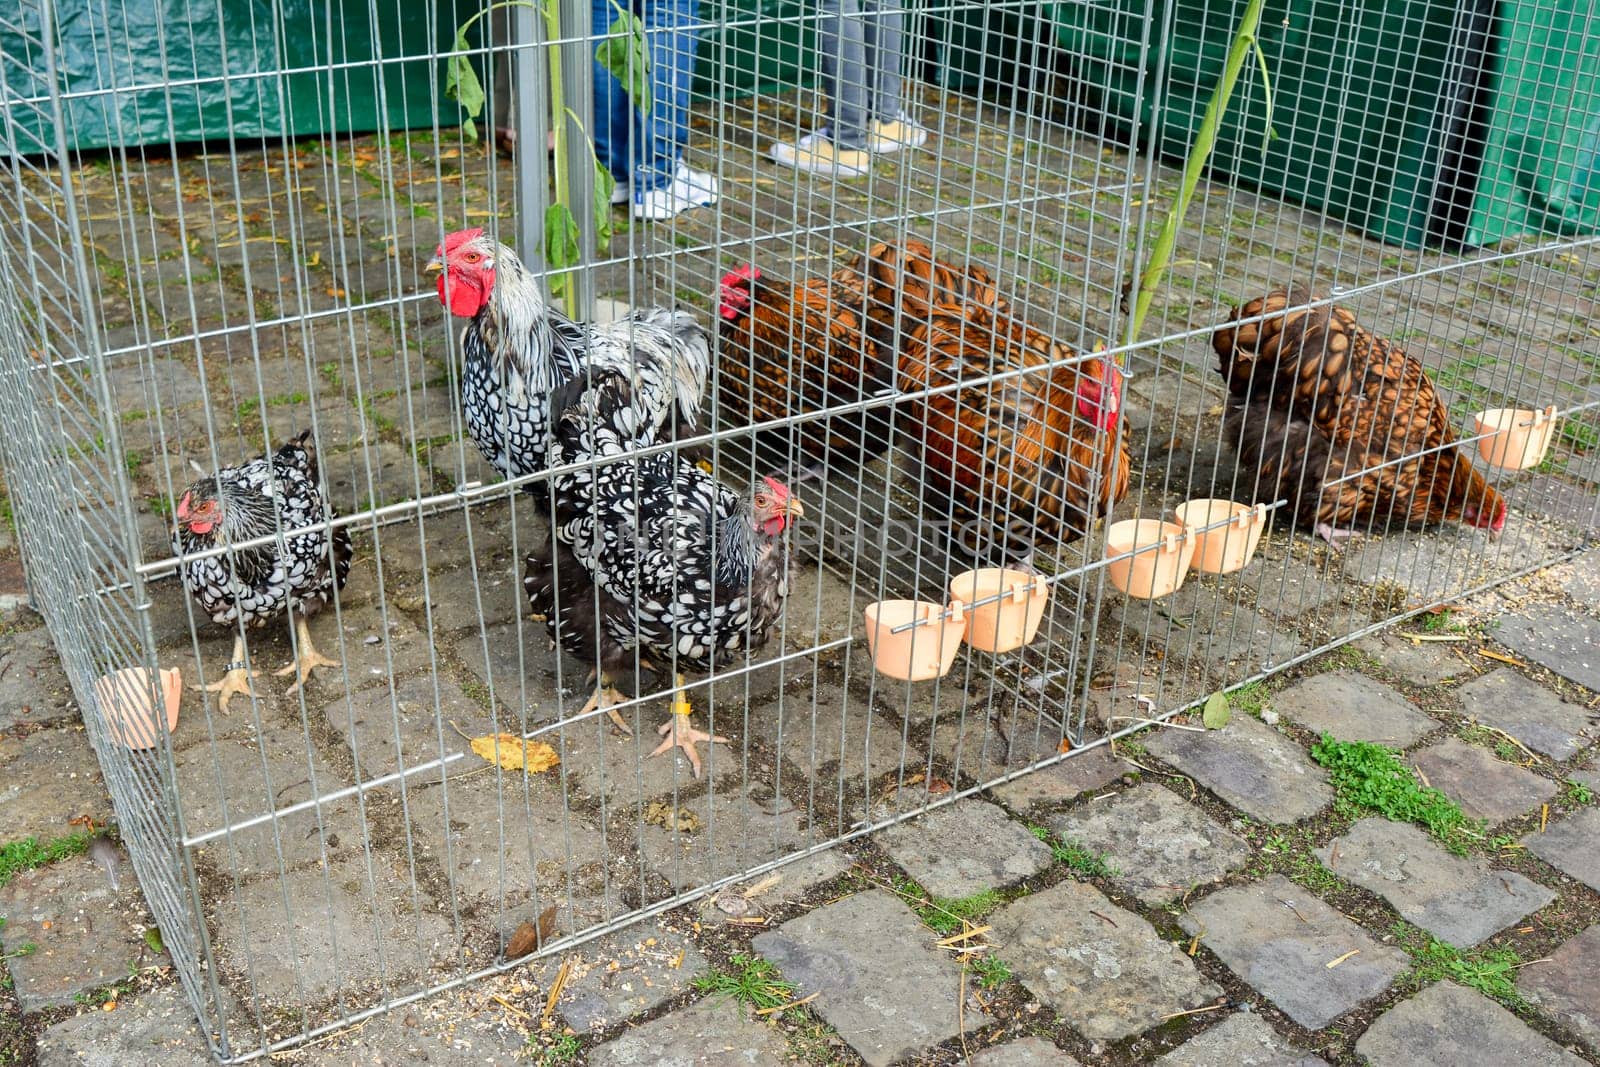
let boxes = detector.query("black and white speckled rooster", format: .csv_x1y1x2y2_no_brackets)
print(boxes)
523,370,803,777
425,227,711,502
173,430,353,710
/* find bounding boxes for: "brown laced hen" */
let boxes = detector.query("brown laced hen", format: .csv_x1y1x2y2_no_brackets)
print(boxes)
1212,285,1507,544
897,301,1130,564
715,263,894,480
837,238,1129,564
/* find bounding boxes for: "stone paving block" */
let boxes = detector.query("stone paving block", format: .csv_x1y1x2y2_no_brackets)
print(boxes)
1146,714,1333,825
1316,819,1553,947
1114,582,1307,677
1342,523,1550,607
298,1004,527,1065
872,675,977,729
585,996,790,1067
400,772,610,911
751,889,988,1066
1049,783,1252,904
172,725,363,879
929,703,1067,784
1355,632,1468,686
211,856,454,1003
0,846,163,1011
555,702,745,807
1554,551,1600,606
322,442,430,514
988,880,1221,1040
35,986,224,1067
0,725,110,844
104,357,209,414
0,625,78,729
635,789,815,899
1455,668,1593,760
988,744,1130,810
751,679,923,785
396,564,524,635
1272,671,1436,747
968,1035,1078,1066
1180,874,1410,1030
528,921,708,1033
694,850,854,926
1355,981,1587,1066
1518,923,1600,1053
1523,806,1600,893
1409,736,1557,824
1493,604,1600,693
323,672,498,785
1155,1011,1328,1067
1571,757,1600,792
455,619,566,725
878,800,1052,898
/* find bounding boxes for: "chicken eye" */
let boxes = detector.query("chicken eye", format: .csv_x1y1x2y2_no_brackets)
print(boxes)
754,494,770,508
463,251,480,263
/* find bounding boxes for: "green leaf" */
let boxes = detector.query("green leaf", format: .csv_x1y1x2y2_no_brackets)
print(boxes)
1202,691,1232,730
596,13,652,117
444,28,486,143
592,153,616,245
544,204,581,271
142,926,164,954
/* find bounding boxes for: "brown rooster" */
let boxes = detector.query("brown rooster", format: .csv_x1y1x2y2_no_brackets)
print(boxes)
843,237,1009,349
898,303,1130,563
1212,285,1507,544
716,263,895,479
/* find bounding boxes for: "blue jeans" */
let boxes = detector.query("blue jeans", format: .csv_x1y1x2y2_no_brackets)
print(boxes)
592,0,703,194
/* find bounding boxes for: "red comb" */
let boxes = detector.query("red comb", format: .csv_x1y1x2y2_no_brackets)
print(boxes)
761,475,787,496
718,265,761,321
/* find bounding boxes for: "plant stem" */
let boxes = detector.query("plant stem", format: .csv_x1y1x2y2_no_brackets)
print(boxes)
1127,0,1269,343
543,0,576,312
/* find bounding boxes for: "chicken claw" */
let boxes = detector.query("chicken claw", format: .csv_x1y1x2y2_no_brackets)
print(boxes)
648,677,728,778
578,679,632,736
192,636,259,713
1314,523,1358,547
275,616,341,696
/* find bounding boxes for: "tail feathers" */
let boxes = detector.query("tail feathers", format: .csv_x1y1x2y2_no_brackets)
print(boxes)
272,429,320,482
553,369,642,464
599,306,712,434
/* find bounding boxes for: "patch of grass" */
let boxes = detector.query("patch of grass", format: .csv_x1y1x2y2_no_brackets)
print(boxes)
1029,826,1118,878
528,1032,581,1065
0,833,91,889
691,953,796,1010
1560,419,1600,454
1459,724,1524,764
1310,735,1485,854
1419,609,1461,633
1565,779,1596,806
1394,922,1525,1006
267,392,308,407
969,954,1012,990
1253,830,1342,893
1229,681,1269,717
235,398,261,420
318,361,341,387
896,878,1007,935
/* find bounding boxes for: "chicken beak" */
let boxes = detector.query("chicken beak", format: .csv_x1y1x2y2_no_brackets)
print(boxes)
424,258,444,274
785,498,805,520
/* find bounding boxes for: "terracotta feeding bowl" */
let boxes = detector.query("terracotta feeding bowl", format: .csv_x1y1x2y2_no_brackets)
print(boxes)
93,666,182,750
1105,519,1195,599
950,568,1048,654
863,600,967,681
1175,499,1269,575
1474,406,1558,470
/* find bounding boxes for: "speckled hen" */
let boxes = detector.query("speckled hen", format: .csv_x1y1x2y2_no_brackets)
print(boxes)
426,227,710,502
173,430,353,710
524,370,802,777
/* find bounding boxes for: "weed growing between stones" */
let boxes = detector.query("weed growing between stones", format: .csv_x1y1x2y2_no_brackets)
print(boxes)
968,954,1012,990
1392,921,1526,1007
1027,826,1119,879
1309,735,1485,854
0,833,91,890
691,953,797,1010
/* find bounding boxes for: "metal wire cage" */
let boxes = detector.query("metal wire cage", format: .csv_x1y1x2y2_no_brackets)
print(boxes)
1,0,1597,1059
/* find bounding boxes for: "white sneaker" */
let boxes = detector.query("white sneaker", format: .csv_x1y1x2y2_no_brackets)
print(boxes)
868,113,928,153
770,129,872,177
608,179,629,206
631,162,718,221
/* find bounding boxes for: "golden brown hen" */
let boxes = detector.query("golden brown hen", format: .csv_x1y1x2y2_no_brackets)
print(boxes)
716,263,896,479
842,237,1009,349
1213,285,1507,544
897,302,1131,564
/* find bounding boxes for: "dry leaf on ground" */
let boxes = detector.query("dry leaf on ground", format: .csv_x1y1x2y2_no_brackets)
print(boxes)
470,733,560,773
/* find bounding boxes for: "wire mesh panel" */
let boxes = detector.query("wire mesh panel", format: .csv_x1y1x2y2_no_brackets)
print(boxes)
0,0,1597,1059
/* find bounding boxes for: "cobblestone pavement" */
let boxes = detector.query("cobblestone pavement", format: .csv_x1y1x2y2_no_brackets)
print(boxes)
3,84,1600,1065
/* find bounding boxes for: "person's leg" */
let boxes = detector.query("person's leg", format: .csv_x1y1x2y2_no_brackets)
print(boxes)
770,0,874,175
861,0,926,152
593,0,635,198
629,0,718,218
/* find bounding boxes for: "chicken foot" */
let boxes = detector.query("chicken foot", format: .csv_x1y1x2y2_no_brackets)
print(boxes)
1314,522,1359,547
193,634,259,713
275,615,342,696
578,674,632,735
649,674,728,779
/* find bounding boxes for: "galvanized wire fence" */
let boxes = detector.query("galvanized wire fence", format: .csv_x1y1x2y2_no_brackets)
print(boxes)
1,0,1597,1059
